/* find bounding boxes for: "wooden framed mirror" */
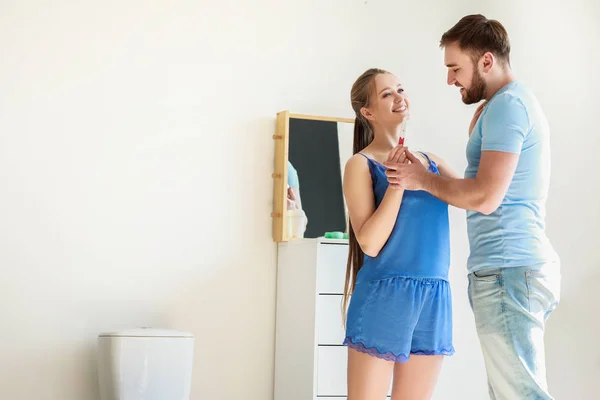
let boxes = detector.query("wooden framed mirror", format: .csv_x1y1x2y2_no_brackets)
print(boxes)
272,110,355,242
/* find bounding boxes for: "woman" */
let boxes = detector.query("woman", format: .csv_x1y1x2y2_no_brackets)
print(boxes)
342,68,459,400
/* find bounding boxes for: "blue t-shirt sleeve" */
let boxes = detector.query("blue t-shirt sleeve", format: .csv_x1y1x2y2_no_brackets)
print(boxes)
481,93,529,154
287,161,300,188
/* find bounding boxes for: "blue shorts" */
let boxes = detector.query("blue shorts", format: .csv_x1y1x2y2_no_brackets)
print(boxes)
343,276,454,362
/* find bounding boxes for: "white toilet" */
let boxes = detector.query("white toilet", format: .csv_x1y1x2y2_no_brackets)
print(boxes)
97,328,195,400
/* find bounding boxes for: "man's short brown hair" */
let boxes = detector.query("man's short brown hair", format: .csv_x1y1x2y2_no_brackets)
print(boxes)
440,14,511,65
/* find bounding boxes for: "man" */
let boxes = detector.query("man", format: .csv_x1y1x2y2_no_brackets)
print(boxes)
384,14,561,400
286,160,308,238
286,160,303,210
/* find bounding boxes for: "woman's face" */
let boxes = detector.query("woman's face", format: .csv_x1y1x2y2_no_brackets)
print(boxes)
362,73,410,127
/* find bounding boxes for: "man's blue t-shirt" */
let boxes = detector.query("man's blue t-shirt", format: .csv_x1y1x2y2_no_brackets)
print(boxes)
288,161,300,188
465,81,558,272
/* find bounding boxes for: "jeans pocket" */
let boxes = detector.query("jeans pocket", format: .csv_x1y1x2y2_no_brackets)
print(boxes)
526,269,561,321
472,268,501,282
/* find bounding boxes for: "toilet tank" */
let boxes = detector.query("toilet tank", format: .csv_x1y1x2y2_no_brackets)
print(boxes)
97,328,195,400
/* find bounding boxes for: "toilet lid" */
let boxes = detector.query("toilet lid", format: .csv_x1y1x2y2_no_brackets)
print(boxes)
98,328,194,338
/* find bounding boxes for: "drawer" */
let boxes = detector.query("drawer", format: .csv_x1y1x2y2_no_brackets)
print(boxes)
317,346,392,397
317,243,348,294
317,295,345,345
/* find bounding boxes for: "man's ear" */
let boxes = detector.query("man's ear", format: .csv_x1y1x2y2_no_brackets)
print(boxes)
481,52,495,73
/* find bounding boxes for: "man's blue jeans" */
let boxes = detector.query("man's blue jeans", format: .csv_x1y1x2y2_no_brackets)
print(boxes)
468,262,561,400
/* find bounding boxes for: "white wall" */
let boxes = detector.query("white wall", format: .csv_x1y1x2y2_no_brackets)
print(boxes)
0,0,597,399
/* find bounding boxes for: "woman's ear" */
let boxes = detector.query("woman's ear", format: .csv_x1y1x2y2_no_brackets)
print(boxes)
360,106,375,122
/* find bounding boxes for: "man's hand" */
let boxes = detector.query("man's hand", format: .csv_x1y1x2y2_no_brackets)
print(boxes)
383,149,429,191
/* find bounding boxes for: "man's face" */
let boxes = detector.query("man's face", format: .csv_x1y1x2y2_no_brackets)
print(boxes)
444,42,487,104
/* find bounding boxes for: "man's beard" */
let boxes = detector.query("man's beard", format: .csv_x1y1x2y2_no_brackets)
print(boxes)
462,69,486,105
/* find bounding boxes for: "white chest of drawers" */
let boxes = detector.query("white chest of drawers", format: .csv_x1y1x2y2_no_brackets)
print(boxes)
273,238,349,400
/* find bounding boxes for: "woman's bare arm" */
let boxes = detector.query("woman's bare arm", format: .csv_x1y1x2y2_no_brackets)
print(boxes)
343,154,405,257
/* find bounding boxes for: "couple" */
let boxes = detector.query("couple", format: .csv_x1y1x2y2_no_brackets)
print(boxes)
341,14,561,400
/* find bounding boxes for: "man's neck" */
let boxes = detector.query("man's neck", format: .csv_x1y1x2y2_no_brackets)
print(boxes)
485,71,516,101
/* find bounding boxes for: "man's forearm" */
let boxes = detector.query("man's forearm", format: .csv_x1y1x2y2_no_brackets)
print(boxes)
421,173,488,213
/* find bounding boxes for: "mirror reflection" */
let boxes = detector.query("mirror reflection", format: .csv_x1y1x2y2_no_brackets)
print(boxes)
285,116,354,239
